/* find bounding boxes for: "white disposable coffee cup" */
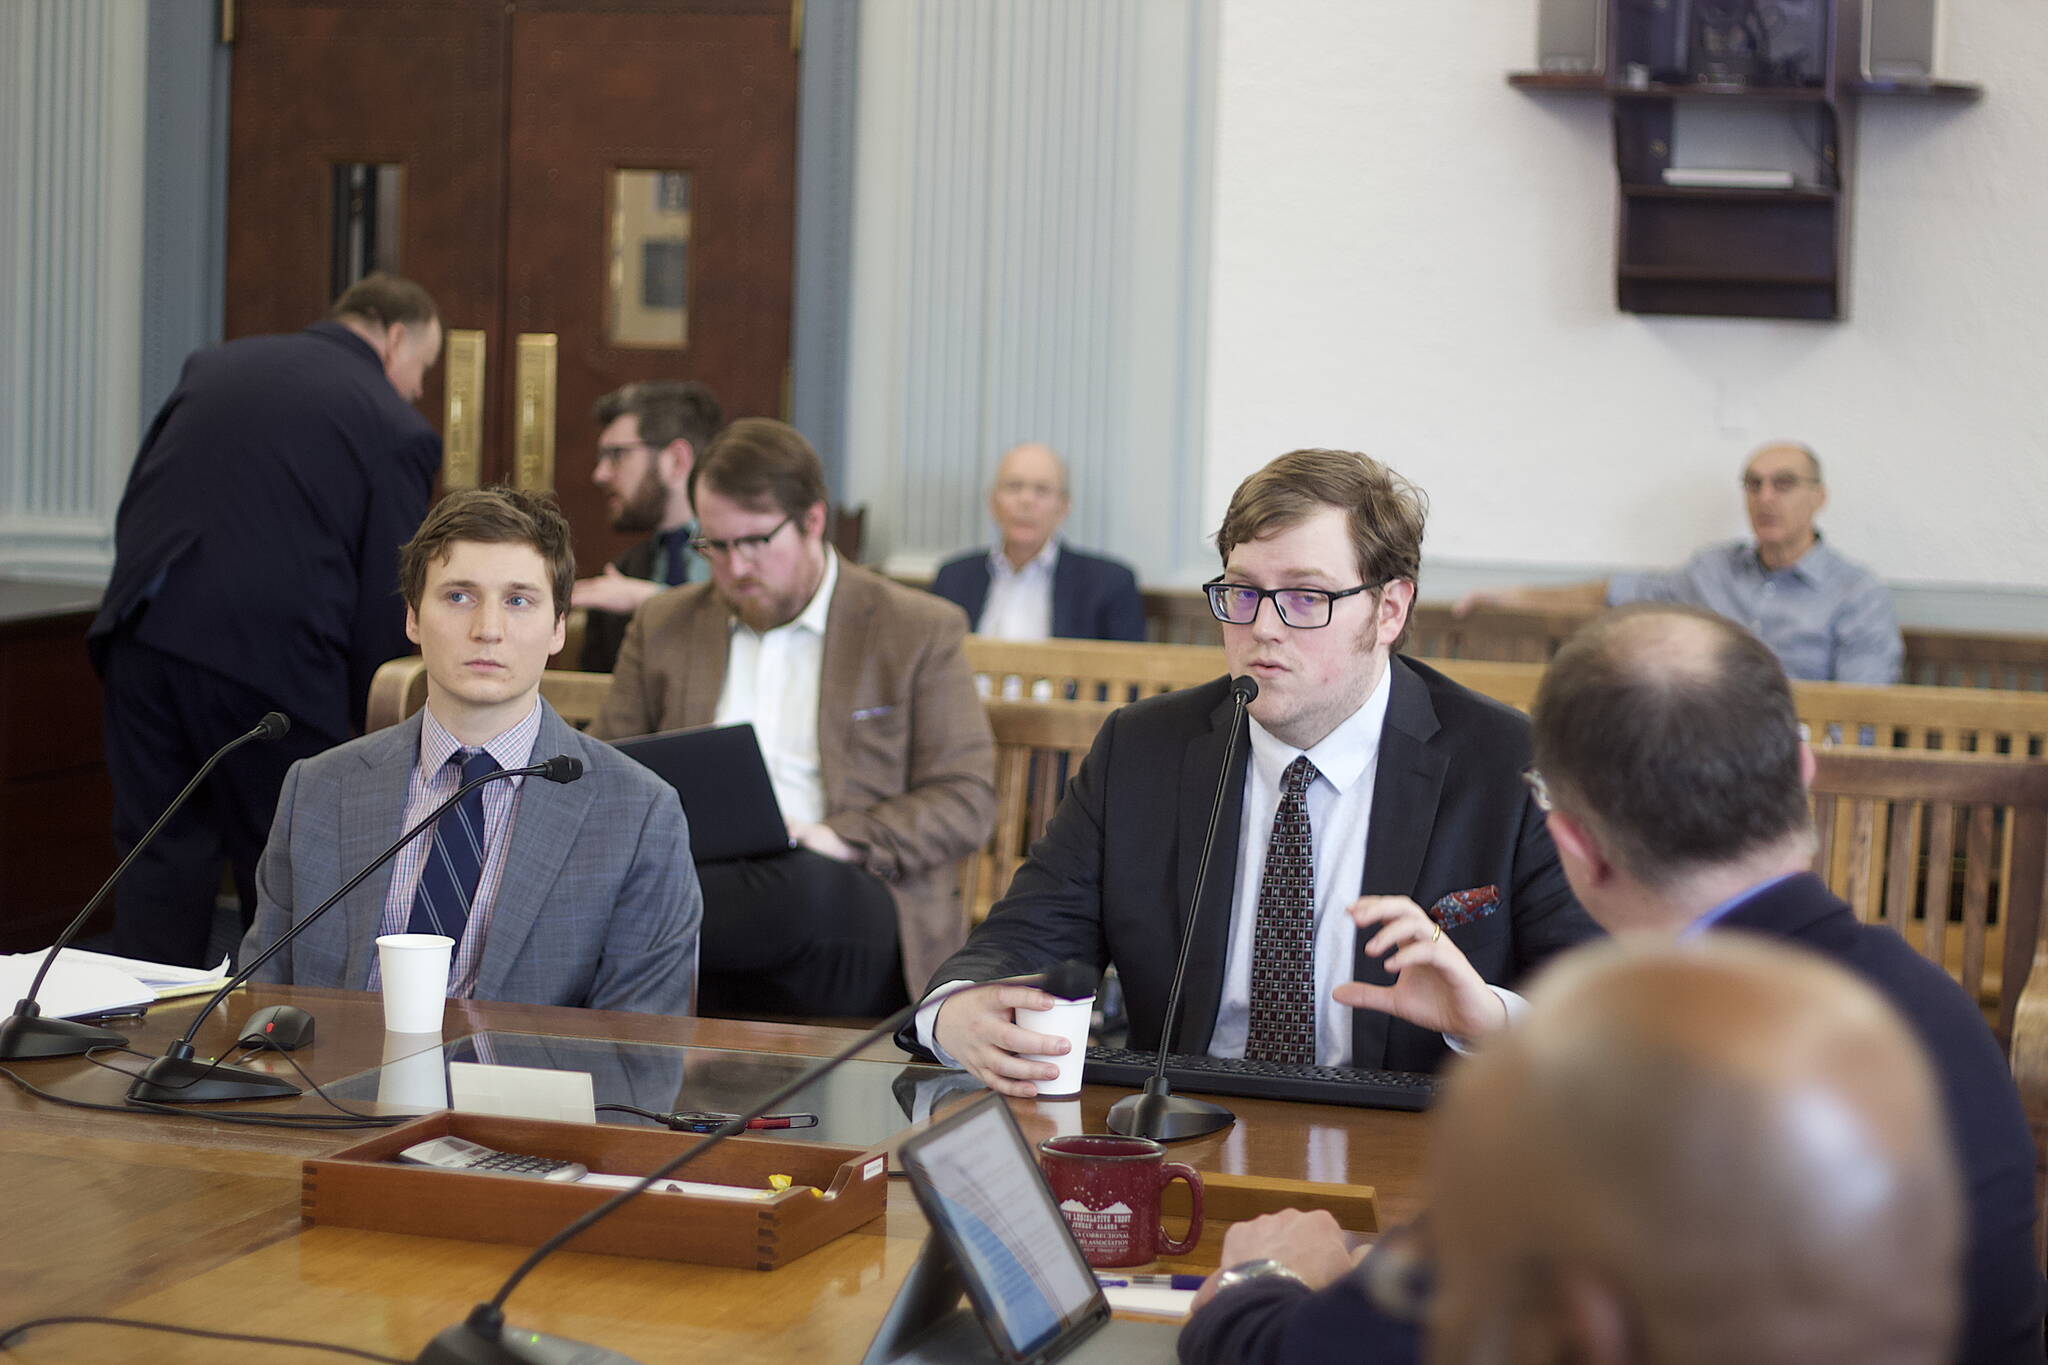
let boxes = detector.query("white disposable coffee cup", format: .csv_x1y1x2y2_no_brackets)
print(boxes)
1016,995,1094,1099
376,1030,449,1110
376,933,454,1034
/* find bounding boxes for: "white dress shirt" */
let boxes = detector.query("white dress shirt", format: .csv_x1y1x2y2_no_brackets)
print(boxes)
714,550,838,826
976,540,1059,641
1207,666,1392,1066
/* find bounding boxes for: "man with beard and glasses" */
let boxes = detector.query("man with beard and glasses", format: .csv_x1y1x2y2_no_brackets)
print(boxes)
594,419,995,1019
571,380,724,672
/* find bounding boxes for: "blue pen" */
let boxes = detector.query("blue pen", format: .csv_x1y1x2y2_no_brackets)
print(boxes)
1094,1273,1206,1291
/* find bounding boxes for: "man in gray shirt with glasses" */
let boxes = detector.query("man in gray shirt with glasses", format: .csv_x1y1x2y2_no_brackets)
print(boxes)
1458,440,1902,683
904,448,1598,1093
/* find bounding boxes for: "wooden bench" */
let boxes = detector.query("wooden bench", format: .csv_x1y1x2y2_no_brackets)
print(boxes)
1133,588,2048,692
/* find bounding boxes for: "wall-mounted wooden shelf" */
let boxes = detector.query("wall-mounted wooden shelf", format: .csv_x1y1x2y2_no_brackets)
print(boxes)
1510,2,1982,321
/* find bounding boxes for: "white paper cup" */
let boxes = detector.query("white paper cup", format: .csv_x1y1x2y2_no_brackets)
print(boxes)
377,933,454,1034
376,1030,449,1110
1016,995,1093,1099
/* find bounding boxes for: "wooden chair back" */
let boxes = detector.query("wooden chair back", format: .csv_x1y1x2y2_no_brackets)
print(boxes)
1808,749,2048,1050
1903,628,2048,692
965,699,1119,922
1403,602,1597,662
365,657,431,731
363,657,615,733
963,636,1225,703
1799,681,2048,758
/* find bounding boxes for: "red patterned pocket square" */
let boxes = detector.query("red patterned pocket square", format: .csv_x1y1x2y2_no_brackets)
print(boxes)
1429,885,1501,929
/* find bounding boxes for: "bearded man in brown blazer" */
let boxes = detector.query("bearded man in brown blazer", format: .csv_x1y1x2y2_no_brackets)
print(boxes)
594,418,996,1018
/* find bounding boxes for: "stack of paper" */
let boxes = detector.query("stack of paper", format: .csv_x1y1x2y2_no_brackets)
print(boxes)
0,949,230,1020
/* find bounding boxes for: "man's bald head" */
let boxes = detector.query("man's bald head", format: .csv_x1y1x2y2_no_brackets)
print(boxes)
1429,937,1962,1365
1532,604,1810,892
990,442,1071,567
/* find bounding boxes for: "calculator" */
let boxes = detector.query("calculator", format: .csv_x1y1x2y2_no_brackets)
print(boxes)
396,1135,590,1182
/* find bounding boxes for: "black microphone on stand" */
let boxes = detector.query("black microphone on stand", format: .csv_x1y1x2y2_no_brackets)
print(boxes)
1105,674,1259,1142
0,711,291,1062
415,961,1100,1365
125,754,585,1105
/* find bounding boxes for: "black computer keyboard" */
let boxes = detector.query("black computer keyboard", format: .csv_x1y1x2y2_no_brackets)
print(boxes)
1082,1047,1441,1112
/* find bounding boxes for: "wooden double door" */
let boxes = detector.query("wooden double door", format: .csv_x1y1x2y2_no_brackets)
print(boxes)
225,0,798,570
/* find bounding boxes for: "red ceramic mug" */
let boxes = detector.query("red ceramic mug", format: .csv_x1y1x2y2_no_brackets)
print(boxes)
1038,1134,1204,1268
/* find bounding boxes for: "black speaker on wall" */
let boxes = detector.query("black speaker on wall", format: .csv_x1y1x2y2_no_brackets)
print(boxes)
1864,0,1939,80
1537,0,1606,75
1615,0,1690,84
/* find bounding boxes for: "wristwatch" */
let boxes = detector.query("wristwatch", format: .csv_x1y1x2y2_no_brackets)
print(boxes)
1209,1258,1308,1298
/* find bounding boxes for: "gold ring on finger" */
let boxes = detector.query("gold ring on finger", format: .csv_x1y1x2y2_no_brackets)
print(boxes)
1429,921,1443,944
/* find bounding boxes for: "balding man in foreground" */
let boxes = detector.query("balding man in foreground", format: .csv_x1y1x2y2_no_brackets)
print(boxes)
931,442,1145,641
1179,604,2043,1364
1457,441,1902,682
1429,937,1962,1365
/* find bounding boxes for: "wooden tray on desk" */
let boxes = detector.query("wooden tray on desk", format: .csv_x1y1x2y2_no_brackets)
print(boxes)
302,1111,888,1271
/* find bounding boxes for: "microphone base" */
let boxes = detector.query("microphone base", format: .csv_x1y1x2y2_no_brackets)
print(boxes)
415,1319,644,1364
127,1051,303,1104
0,1007,128,1060
1105,1089,1235,1143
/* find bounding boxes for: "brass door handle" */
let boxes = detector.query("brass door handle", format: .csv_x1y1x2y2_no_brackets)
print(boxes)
514,333,559,492
441,329,486,489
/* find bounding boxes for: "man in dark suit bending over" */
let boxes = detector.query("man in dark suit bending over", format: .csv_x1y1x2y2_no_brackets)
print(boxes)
910,448,1599,1089
930,442,1146,642
1178,604,2044,1365
89,272,443,966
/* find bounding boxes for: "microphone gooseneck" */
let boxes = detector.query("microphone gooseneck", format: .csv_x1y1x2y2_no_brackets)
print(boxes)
125,754,581,1105
0,712,291,1062
1105,675,1258,1142
414,963,1097,1365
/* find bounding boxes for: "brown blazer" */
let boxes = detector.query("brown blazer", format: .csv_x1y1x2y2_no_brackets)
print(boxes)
593,559,997,991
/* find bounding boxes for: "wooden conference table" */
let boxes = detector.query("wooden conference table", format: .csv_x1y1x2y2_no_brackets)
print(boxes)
2,987,1432,1363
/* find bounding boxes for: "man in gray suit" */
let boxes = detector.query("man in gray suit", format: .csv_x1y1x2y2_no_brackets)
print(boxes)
241,488,699,1014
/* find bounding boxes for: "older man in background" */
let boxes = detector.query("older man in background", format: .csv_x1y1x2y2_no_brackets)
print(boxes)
89,272,444,966
1458,440,1902,682
931,442,1145,641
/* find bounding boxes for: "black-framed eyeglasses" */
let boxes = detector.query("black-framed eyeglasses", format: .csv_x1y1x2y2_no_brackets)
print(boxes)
1741,473,1818,495
690,514,793,559
1203,575,1386,629
1521,767,1553,812
596,441,656,464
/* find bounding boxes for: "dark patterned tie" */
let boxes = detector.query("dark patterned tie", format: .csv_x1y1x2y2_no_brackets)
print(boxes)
1246,755,1320,1064
659,528,692,587
407,748,500,948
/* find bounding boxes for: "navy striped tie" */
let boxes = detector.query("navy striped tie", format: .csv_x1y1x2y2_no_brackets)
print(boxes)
408,748,500,948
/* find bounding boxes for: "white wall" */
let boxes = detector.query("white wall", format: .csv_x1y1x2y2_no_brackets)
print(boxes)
1202,1,2048,623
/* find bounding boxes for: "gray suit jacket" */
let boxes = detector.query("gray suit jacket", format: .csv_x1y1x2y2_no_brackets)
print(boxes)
242,699,700,1014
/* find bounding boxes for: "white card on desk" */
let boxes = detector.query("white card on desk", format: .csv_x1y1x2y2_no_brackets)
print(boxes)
448,1060,596,1124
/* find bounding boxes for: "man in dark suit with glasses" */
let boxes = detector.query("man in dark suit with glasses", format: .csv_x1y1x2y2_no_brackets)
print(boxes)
903,447,1598,1095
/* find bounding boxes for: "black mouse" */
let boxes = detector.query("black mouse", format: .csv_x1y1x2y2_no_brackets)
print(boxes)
238,1004,316,1051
